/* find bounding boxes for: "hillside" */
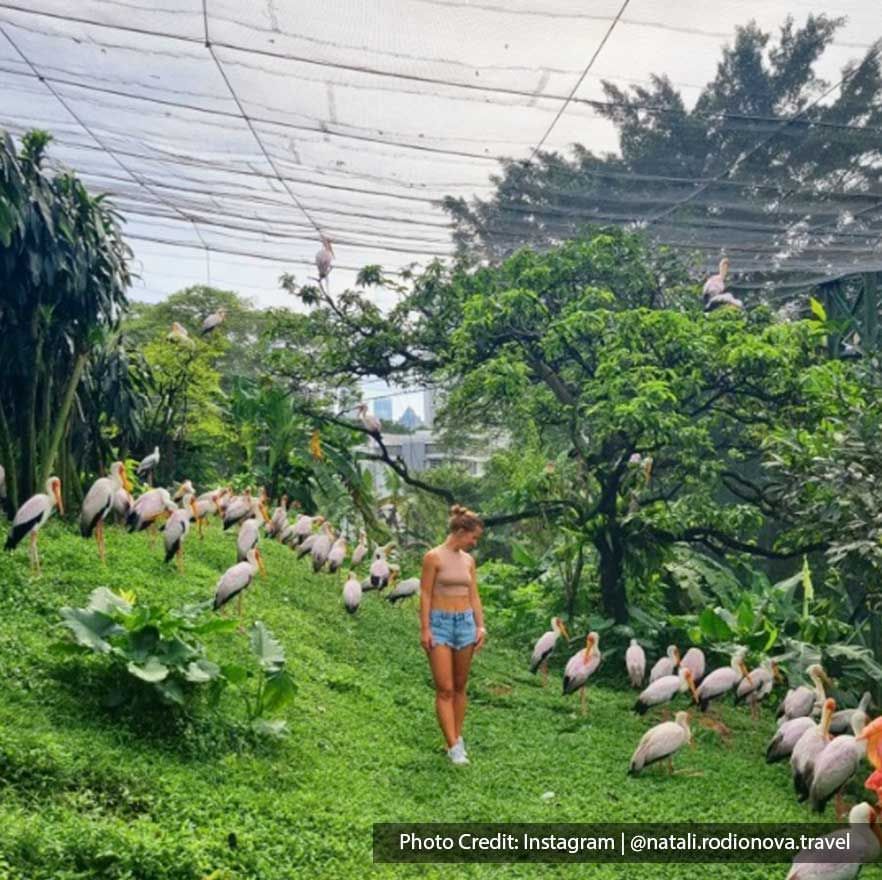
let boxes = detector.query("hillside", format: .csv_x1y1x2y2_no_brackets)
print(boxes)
0,519,877,880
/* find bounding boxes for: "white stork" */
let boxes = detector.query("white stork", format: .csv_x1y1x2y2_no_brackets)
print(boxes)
694,648,751,711
766,716,817,764
126,488,176,536
315,236,334,287
735,658,782,720
213,547,265,621
343,570,362,614
702,257,729,304
625,638,646,688
386,574,419,604
705,292,744,312
4,476,63,572
193,489,224,538
80,461,130,562
562,632,601,715
310,523,335,573
792,698,836,802
368,544,394,589
356,403,382,440
830,692,872,736
786,802,881,880
267,495,288,539
291,514,324,546
200,308,227,336
634,668,698,715
136,446,160,482
163,498,196,573
680,647,706,683
629,711,693,776
112,485,134,523
173,479,195,502
649,645,680,683
351,529,368,566
237,517,262,563
530,617,570,687
778,664,831,725
808,710,869,816
326,534,347,573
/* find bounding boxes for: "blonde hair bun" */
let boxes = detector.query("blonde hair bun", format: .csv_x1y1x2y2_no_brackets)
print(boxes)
448,504,483,533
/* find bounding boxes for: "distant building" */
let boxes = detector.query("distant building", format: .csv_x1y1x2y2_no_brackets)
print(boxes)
373,397,393,421
398,406,423,430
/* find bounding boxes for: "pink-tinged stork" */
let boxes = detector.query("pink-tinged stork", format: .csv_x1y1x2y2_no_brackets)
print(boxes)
266,495,288,539
290,513,325,547
356,403,382,440
80,462,131,563
200,308,227,336
222,490,252,530
694,648,752,712
173,480,195,502
634,668,698,715
193,489,224,538
351,528,368,566
167,322,195,349
786,802,881,880
808,709,869,817
126,488,177,541
367,543,394,589
237,515,262,563
136,446,160,484
766,716,817,764
792,698,836,802
342,570,362,614
310,523,335,573
625,638,646,688
830,692,872,736
164,497,197,573
213,547,266,622
629,711,693,777
702,257,729,303
649,645,680,683
326,533,347,573
680,647,705,683
4,476,63,573
529,617,570,687
112,485,134,524
777,664,831,725
562,632,601,715
735,658,783,720
857,717,882,807
315,236,334,288
386,574,419,604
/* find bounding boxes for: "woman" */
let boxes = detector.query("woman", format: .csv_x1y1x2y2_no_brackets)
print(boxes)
420,505,486,766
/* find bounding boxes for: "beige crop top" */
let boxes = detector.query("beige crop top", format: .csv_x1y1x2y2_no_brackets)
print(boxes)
433,546,473,598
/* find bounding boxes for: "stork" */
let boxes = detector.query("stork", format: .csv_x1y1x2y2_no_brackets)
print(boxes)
680,647,705,684
562,632,601,716
200,308,227,335
792,698,836,802
4,476,63,573
351,529,368,566
830,692,872,736
315,236,334,288
343,570,362,614
649,645,680,683
386,574,418,604
368,543,394,589
766,716,817,764
356,403,382,440
777,664,831,725
213,548,266,624
126,488,176,537
629,711,693,777
167,322,195,348
634,668,698,715
326,533,347,573
310,523,335,573
80,462,130,562
808,710,869,817
625,638,646,688
735,658,783,720
702,257,729,304
164,497,197,573
530,618,570,687
136,446,160,484
694,647,752,712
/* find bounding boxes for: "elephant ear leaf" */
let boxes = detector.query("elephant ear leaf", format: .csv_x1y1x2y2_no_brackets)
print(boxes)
59,607,121,652
250,621,285,673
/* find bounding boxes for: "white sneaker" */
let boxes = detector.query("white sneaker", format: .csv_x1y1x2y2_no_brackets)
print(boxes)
456,736,467,756
447,741,469,766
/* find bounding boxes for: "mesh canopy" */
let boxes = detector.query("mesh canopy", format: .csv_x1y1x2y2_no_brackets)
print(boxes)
1,1,880,305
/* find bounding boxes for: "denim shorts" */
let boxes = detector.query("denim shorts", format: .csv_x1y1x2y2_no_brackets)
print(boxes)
430,609,477,651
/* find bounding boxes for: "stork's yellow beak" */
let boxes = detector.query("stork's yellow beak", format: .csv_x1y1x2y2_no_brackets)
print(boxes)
53,481,64,516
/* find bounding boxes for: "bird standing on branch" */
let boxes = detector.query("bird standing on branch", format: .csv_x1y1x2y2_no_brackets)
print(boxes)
200,308,227,335
315,236,334,289
356,403,382,440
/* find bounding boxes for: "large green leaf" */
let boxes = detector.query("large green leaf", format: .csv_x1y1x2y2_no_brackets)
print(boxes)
184,659,221,683
698,607,733,642
59,607,122,653
251,719,289,739
86,587,132,616
250,621,285,673
262,670,297,713
126,657,169,683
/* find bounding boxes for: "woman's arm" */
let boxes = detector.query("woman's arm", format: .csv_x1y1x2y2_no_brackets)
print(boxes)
419,551,437,653
468,555,486,651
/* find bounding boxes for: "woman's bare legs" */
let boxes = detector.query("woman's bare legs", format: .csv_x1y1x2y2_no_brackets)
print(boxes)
429,645,457,747
452,645,474,741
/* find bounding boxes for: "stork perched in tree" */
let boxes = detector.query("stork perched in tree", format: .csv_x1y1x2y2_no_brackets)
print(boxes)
164,497,197,573
315,236,334,287
80,461,131,562
562,632,601,715
625,638,646,688
213,548,265,623
136,446,160,483
629,711,693,777
702,257,730,303
200,308,227,335
4,476,63,573
356,403,382,440
167,322,195,348
530,618,570,687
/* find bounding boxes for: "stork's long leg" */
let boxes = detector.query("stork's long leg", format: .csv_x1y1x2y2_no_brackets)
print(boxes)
29,530,39,573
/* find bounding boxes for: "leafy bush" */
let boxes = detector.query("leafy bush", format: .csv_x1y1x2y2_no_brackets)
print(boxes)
57,589,296,735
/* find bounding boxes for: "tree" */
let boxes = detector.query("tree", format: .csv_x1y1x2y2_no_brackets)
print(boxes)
273,229,861,622
0,130,132,507
443,16,882,292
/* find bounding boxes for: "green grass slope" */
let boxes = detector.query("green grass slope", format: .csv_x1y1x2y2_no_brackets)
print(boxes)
0,519,878,880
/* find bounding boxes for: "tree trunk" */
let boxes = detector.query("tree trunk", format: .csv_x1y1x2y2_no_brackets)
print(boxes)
566,542,585,621
0,399,18,513
594,523,628,623
39,350,88,489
